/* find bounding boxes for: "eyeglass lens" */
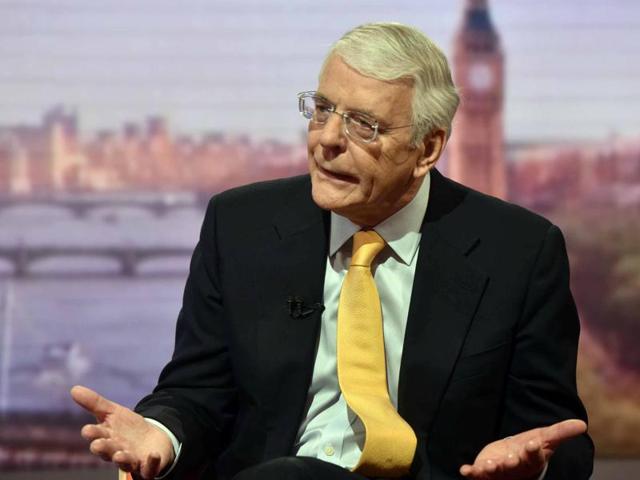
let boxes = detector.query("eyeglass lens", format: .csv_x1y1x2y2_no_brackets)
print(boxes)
299,94,377,142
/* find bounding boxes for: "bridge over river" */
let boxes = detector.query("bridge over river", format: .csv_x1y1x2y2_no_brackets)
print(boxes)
0,245,193,277
0,192,210,218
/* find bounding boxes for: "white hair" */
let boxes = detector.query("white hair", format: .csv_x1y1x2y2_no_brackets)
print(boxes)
322,22,460,144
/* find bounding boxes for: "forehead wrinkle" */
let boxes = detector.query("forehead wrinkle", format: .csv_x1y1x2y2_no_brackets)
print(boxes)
318,69,412,127
315,90,379,120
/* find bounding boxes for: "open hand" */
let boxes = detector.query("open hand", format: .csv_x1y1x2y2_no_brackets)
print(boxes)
459,419,587,480
71,385,174,479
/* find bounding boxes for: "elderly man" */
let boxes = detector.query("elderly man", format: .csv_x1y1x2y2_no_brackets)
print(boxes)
72,23,593,480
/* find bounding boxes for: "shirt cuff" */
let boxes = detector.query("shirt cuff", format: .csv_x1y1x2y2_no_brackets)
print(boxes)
536,461,549,480
144,417,183,479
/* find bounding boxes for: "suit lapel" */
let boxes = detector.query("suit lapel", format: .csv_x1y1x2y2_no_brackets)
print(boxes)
251,182,330,456
252,172,488,457
398,170,488,434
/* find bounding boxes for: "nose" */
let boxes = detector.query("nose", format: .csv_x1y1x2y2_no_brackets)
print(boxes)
318,112,347,152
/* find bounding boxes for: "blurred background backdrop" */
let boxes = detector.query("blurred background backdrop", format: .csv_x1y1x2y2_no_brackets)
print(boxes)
0,0,639,478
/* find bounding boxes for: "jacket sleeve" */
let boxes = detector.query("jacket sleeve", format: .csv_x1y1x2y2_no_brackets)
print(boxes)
499,224,594,479
135,196,238,478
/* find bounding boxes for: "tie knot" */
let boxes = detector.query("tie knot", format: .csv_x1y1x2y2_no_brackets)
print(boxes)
351,230,386,268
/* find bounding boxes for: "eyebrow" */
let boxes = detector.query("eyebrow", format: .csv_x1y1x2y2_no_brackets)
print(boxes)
315,91,380,121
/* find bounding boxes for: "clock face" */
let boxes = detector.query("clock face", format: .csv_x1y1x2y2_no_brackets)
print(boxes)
468,62,494,91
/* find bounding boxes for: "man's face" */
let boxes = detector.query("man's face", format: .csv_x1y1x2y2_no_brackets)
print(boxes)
307,55,429,226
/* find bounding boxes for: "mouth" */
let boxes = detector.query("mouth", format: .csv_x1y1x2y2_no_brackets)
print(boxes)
316,164,358,184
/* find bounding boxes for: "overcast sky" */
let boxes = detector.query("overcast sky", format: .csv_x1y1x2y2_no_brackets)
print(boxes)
1,0,639,143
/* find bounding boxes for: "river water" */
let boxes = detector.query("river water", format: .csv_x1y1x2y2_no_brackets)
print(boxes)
0,199,205,413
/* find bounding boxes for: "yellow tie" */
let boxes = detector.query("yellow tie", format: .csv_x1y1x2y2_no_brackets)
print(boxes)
337,230,417,477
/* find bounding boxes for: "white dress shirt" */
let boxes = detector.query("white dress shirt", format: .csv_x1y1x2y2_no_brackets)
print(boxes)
293,172,431,467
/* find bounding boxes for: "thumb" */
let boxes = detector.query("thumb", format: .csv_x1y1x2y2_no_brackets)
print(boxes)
542,419,587,450
70,385,118,419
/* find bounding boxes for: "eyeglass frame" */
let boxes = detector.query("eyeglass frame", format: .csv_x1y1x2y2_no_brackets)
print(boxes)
297,90,414,143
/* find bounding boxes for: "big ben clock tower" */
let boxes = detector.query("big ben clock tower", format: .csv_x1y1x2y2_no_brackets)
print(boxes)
448,0,506,199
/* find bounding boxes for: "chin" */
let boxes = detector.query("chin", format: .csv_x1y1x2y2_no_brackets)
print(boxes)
310,182,347,212
310,184,338,211
309,168,366,216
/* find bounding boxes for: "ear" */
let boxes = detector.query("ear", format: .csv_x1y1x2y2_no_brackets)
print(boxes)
413,128,446,178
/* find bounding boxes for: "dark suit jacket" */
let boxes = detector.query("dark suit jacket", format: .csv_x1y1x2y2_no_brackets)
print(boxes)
136,169,593,480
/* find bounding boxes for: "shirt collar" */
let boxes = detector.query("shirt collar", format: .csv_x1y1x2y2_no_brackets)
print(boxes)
329,170,431,265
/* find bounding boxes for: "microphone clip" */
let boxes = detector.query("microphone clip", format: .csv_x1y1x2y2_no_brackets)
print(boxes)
287,296,325,319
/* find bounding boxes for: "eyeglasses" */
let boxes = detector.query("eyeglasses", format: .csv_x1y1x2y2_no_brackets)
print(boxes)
297,91,413,143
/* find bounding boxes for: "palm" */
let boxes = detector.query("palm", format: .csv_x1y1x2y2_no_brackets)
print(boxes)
96,403,156,459
71,385,173,479
460,419,587,480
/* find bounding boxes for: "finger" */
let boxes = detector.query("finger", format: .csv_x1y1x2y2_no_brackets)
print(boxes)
503,450,519,469
81,424,111,441
522,439,545,466
89,438,123,462
491,440,544,480
460,464,473,477
71,385,118,419
140,452,162,480
503,436,519,465
541,419,587,450
89,438,114,462
524,439,541,453
483,458,499,475
473,459,498,479
113,450,140,473
460,462,491,480
460,464,472,477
